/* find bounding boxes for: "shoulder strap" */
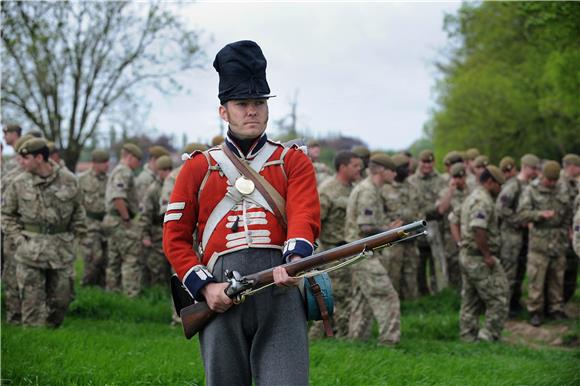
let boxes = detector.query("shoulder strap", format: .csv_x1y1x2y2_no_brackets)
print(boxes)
221,144,287,229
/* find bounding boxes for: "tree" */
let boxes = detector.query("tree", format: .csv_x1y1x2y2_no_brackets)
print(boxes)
430,2,580,164
1,1,205,169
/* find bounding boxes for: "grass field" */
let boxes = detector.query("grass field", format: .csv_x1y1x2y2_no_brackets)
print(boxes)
2,265,579,385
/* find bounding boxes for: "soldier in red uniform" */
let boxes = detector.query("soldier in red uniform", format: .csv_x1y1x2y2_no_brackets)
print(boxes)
163,41,320,386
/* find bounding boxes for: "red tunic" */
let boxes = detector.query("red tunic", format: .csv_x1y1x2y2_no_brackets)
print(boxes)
162,137,320,300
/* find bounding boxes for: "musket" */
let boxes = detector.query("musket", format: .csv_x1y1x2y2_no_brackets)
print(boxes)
173,220,427,339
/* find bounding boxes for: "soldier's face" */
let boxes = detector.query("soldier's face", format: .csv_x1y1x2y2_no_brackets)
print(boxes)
344,157,363,182
159,168,172,180
541,177,557,189
454,175,466,189
21,154,42,173
420,160,433,175
3,131,19,146
93,161,109,174
308,146,321,161
383,168,396,183
219,99,268,140
127,154,141,170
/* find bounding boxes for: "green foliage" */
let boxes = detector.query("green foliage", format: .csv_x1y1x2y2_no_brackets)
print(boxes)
3,280,579,385
431,2,580,165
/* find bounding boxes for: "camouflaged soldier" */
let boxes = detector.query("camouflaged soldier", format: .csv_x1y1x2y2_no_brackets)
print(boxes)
77,149,110,287
388,154,421,299
2,138,87,327
135,145,170,203
459,165,508,342
560,154,580,303
465,148,480,190
437,163,471,289
159,143,208,215
103,143,144,297
441,151,464,184
495,154,536,316
310,151,363,339
307,140,333,185
138,155,173,286
408,149,447,294
1,133,35,325
573,194,580,258
2,124,22,174
517,161,572,326
346,153,401,346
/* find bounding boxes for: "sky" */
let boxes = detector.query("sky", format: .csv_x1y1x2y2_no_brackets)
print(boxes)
144,1,463,151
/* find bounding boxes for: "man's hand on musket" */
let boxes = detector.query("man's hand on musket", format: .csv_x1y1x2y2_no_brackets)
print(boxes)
201,283,233,313
273,255,301,287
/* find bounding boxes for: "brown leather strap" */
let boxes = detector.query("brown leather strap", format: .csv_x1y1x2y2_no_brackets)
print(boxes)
306,277,334,337
221,144,287,229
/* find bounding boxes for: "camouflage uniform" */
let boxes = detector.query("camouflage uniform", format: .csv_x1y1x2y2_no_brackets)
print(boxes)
517,180,571,316
459,186,508,342
313,161,333,186
495,176,526,304
310,177,354,338
381,181,420,299
135,164,157,203
559,172,579,303
2,161,87,327
437,185,470,289
78,168,108,287
103,163,143,297
573,194,580,258
1,158,24,324
138,179,170,286
408,169,447,293
159,166,181,214
345,177,400,345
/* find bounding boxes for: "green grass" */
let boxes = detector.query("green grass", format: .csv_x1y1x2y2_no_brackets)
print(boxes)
2,272,579,385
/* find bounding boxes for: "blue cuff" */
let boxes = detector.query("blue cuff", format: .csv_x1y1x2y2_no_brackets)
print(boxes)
283,238,314,262
183,265,218,302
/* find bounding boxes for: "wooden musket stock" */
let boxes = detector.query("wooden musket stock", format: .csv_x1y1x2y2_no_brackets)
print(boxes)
179,220,426,339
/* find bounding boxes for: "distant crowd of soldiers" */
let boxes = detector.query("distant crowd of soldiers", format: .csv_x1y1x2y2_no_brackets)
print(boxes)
2,124,579,344
307,140,579,344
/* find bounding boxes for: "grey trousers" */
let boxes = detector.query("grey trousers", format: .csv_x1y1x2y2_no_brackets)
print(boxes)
200,248,309,386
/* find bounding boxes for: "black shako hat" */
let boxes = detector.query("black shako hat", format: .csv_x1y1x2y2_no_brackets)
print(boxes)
213,40,275,104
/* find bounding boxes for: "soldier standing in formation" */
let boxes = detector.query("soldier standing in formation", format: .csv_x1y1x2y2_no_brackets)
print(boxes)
312,150,362,338
138,155,173,286
517,161,571,326
308,139,334,185
560,154,580,302
438,162,471,289
464,148,480,190
135,145,171,202
103,143,143,298
389,153,421,300
2,138,87,327
459,165,508,342
346,153,401,346
78,149,110,287
408,149,447,294
495,154,539,316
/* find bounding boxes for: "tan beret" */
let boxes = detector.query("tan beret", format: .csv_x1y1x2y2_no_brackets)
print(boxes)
543,160,561,180
155,155,173,170
211,135,225,147
91,149,110,163
148,145,170,159
444,151,463,166
352,145,370,158
499,156,516,172
474,155,489,168
370,153,396,171
3,124,22,133
14,134,35,152
419,149,435,162
392,154,410,168
122,143,143,160
466,148,480,160
521,154,540,168
562,153,580,167
183,142,208,154
450,163,466,177
18,138,48,156
487,165,505,185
